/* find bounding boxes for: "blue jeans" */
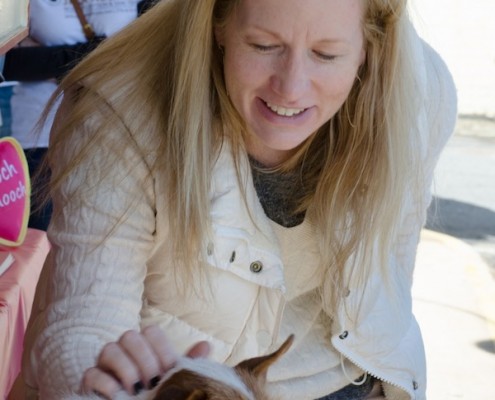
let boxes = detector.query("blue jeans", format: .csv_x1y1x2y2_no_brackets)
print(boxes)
0,85,14,138
316,375,374,400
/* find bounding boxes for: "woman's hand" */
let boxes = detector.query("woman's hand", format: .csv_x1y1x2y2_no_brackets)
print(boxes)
80,325,210,399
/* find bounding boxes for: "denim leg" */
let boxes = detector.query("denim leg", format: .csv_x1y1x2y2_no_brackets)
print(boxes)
315,375,374,400
0,85,14,138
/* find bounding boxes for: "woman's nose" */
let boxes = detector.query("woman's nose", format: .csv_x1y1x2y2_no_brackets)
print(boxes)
270,52,310,101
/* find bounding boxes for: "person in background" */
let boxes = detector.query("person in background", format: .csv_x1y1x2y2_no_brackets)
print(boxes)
0,0,156,230
16,0,456,399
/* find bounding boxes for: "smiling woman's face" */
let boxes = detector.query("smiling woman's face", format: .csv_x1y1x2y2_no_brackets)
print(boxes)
216,0,366,166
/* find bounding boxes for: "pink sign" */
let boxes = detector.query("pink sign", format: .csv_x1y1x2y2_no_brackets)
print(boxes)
0,137,31,247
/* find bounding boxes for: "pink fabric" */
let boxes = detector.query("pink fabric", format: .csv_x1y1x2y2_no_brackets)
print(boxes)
0,229,50,399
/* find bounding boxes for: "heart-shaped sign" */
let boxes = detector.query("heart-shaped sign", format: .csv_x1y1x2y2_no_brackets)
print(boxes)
0,137,31,247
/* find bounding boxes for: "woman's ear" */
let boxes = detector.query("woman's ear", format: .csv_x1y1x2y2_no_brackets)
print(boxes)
214,26,224,48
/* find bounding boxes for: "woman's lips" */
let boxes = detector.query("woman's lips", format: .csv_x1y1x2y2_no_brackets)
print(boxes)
265,101,306,117
256,98,312,122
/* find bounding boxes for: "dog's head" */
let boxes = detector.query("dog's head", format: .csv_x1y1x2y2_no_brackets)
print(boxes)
152,334,294,400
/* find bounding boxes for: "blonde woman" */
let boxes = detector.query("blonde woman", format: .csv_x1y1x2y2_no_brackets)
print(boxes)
17,0,456,399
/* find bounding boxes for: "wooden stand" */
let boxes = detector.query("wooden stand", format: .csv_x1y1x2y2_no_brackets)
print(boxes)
0,28,28,55
0,0,30,55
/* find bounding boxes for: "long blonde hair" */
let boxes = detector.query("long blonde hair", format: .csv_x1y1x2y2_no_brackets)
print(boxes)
44,0,423,315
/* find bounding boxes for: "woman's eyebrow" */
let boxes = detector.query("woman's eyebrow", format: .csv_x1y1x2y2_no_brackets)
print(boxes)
245,25,350,46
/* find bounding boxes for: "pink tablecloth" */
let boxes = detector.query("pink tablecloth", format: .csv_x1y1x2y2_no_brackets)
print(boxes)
0,229,50,399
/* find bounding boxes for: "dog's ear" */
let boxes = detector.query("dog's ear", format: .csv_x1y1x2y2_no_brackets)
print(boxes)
152,385,207,400
235,334,294,381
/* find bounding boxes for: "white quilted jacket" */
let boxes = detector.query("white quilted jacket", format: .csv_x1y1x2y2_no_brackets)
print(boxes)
20,24,456,400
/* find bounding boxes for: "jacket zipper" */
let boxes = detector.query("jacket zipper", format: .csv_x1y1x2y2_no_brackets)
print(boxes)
331,337,415,399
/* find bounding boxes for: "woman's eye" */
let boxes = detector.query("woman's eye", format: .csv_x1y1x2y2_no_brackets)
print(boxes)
314,51,337,61
251,44,278,52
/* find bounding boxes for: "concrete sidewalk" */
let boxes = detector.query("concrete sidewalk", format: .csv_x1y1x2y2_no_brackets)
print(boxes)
413,230,495,399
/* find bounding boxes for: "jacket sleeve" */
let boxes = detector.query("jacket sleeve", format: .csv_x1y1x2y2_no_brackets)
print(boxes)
2,39,105,82
421,41,458,184
24,92,157,399
393,39,458,279
137,0,158,16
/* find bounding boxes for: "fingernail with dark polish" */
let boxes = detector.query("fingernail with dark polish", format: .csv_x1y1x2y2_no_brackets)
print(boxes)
149,375,161,389
133,380,145,395
92,390,105,398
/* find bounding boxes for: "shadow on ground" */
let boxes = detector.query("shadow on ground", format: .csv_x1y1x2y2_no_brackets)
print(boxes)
476,339,495,355
426,197,495,241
